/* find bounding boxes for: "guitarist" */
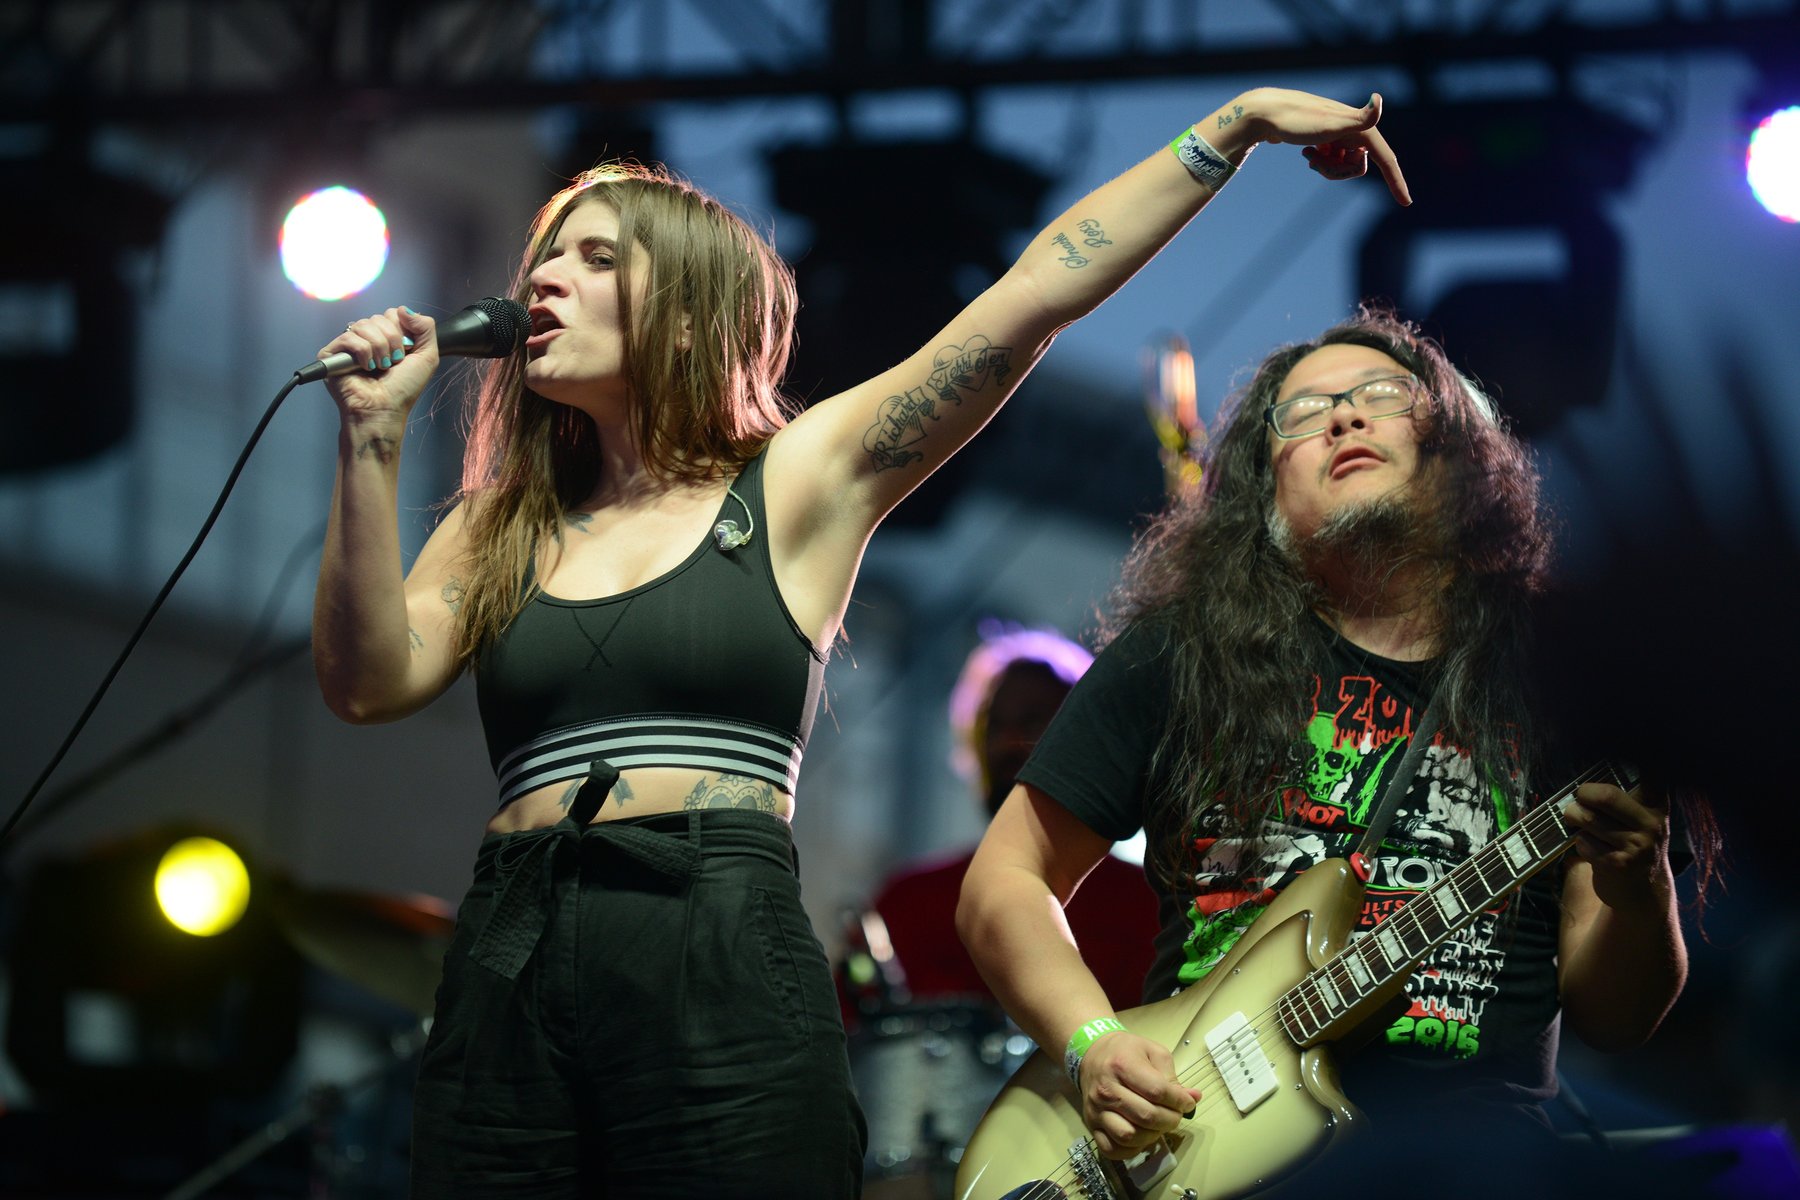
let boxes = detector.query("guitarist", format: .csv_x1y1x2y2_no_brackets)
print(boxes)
957,310,1701,1187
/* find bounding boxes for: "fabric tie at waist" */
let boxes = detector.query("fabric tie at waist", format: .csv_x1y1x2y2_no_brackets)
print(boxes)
469,760,700,980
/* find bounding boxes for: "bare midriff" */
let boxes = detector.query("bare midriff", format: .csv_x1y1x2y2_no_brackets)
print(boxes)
485,765,796,833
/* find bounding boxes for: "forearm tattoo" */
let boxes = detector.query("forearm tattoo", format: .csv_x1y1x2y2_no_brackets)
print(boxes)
355,435,399,464
441,577,464,615
1049,215,1113,270
862,335,1014,472
1049,231,1090,269
1215,103,1245,131
683,774,778,813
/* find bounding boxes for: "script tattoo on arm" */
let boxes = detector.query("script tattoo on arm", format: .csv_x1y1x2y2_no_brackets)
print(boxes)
1215,103,1245,131
683,774,778,813
441,577,465,615
861,335,1015,472
1077,218,1113,249
1049,231,1090,268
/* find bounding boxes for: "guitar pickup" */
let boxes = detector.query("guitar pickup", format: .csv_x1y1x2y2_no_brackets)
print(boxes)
1203,1011,1279,1113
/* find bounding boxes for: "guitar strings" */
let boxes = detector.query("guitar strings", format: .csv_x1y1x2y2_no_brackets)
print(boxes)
991,762,1619,1199
1110,768,1601,1167
1169,784,1585,1099
1000,766,1620,1194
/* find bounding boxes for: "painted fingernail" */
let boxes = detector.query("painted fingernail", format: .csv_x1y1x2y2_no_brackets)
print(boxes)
381,354,393,368
394,346,406,361
402,305,415,315
367,358,378,371
402,335,415,347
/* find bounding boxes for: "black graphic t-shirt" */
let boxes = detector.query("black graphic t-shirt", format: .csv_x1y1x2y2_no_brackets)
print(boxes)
1017,619,1564,1114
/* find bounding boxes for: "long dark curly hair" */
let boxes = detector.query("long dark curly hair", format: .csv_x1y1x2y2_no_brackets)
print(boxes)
1109,307,1554,891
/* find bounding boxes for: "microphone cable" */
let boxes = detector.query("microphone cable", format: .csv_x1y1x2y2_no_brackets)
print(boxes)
2,297,527,847
3,521,325,847
1,372,305,847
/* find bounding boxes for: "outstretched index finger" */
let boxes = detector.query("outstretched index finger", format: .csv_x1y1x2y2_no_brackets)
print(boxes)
1364,125,1411,206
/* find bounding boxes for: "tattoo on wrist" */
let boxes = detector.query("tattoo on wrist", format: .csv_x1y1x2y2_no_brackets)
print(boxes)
1049,231,1090,269
441,577,465,615
1077,217,1112,250
861,335,1014,472
1215,103,1245,131
355,435,398,464
683,773,778,813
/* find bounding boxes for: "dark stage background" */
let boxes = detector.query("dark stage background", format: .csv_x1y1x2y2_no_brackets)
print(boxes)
2,2,1798,1196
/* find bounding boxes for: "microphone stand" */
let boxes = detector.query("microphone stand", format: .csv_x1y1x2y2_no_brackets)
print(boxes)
162,1021,429,1200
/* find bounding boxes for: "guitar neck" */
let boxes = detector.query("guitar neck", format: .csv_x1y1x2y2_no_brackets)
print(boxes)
1277,760,1637,1045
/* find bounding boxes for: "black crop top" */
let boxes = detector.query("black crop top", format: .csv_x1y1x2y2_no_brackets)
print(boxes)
475,449,827,809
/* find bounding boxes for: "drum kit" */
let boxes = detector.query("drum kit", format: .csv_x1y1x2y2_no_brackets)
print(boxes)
840,907,1035,1200
851,999,1035,1199
162,883,453,1200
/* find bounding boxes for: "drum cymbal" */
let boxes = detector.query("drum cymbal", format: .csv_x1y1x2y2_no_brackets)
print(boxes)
269,883,454,1016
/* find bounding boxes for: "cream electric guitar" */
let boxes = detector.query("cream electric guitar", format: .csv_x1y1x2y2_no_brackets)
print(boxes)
955,761,1634,1200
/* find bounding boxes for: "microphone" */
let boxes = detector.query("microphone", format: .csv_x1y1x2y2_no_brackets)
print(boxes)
295,296,529,384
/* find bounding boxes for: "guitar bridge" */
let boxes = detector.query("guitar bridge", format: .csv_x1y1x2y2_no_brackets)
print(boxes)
1203,1011,1279,1114
1067,1138,1118,1200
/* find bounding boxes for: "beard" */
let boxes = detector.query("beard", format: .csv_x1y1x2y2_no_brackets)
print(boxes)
1268,486,1446,597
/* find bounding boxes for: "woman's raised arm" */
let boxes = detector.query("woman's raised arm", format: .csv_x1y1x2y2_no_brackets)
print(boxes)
769,87,1409,550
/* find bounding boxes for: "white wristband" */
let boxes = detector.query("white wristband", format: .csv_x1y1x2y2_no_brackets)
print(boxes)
1170,127,1237,191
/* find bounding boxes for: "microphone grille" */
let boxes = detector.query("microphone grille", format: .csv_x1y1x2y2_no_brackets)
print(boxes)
473,296,530,356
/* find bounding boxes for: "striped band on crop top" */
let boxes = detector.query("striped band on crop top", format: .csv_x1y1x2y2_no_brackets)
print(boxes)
494,714,805,809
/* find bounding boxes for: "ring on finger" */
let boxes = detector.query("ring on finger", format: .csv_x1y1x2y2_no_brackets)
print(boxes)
345,322,357,332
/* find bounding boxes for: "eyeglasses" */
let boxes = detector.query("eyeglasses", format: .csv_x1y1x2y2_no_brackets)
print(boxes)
1263,375,1421,441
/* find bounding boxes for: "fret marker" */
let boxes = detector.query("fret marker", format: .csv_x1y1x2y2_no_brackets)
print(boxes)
1433,887,1462,923
1344,952,1373,989
1376,921,1404,966
1501,835,1532,871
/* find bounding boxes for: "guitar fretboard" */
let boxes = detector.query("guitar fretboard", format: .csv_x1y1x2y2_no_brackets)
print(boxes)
1275,760,1633,1045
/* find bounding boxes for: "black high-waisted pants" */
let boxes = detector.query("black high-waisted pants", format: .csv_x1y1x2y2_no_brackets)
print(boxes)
411,809,866,1198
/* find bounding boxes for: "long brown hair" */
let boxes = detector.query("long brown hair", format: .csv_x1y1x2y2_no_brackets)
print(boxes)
447,162,800,663
1110,307,1553,891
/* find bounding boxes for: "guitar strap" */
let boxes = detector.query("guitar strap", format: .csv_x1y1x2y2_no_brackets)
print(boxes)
1344,688,1443,873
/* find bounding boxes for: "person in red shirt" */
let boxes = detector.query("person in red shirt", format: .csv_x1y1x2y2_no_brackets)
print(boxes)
863,626,1160,1012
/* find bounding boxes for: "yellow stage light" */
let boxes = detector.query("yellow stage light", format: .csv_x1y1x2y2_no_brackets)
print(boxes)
154,836,250,936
